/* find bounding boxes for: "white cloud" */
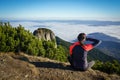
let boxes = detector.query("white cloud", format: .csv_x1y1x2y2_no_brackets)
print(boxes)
10,21,120,42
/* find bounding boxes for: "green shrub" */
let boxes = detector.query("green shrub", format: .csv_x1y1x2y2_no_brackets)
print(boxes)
0,22,67,62
93,60,120,75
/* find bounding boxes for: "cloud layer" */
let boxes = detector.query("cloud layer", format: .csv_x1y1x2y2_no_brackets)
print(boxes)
10,21,120,42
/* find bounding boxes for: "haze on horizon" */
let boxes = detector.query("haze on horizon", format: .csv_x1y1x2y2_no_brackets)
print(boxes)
0,0,120,21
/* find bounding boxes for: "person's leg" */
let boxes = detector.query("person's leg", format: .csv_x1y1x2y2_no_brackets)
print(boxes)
87,61,95,69
68,56,72,65
68,56,74,68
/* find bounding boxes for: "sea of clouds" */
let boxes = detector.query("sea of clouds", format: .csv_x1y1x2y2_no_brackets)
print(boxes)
10,21,120,42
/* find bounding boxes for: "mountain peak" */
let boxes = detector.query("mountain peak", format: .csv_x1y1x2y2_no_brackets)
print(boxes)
87,32,120,42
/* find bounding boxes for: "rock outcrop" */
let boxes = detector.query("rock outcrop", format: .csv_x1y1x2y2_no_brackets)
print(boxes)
33,28,57,48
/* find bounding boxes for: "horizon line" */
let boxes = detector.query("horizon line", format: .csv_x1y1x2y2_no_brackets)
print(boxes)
0,17,120,22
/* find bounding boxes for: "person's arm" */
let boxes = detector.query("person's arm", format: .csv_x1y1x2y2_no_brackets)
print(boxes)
86,38,102,47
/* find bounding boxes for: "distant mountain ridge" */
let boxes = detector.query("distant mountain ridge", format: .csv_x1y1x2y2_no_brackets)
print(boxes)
87,32,120,43
98,41,120,60
87,33,120,61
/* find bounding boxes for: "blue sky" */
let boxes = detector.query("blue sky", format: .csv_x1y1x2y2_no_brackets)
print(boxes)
0,0,120,20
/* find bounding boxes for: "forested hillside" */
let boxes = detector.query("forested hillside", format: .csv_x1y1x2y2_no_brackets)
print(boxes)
88,33,120,61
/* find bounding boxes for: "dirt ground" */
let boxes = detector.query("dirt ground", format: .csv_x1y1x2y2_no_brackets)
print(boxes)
0,52,120,80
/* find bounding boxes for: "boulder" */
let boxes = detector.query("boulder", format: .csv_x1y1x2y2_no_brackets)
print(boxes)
33,28,57,48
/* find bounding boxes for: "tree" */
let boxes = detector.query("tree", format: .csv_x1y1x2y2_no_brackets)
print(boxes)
0,22,68,62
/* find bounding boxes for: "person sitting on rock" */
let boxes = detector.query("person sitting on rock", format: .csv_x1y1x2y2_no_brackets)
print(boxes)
68,33,101,71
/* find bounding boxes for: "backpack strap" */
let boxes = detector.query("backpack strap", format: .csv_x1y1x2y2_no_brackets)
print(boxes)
69,42,80,55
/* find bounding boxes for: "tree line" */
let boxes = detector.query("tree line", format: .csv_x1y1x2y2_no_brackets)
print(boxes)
0,22,67,62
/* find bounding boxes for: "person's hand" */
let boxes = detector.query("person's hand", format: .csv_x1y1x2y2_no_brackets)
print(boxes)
86,37,90,40
86,38,93,41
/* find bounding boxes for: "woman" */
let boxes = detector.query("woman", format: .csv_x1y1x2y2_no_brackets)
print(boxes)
68,33,101,71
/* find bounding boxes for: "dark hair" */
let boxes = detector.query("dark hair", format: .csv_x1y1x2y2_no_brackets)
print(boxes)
77,33,86,45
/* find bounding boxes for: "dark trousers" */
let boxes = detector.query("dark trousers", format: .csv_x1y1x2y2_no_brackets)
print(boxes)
67,56,87,71
67,56,73,66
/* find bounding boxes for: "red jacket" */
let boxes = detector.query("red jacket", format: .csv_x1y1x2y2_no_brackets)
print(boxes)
69,41,94,55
